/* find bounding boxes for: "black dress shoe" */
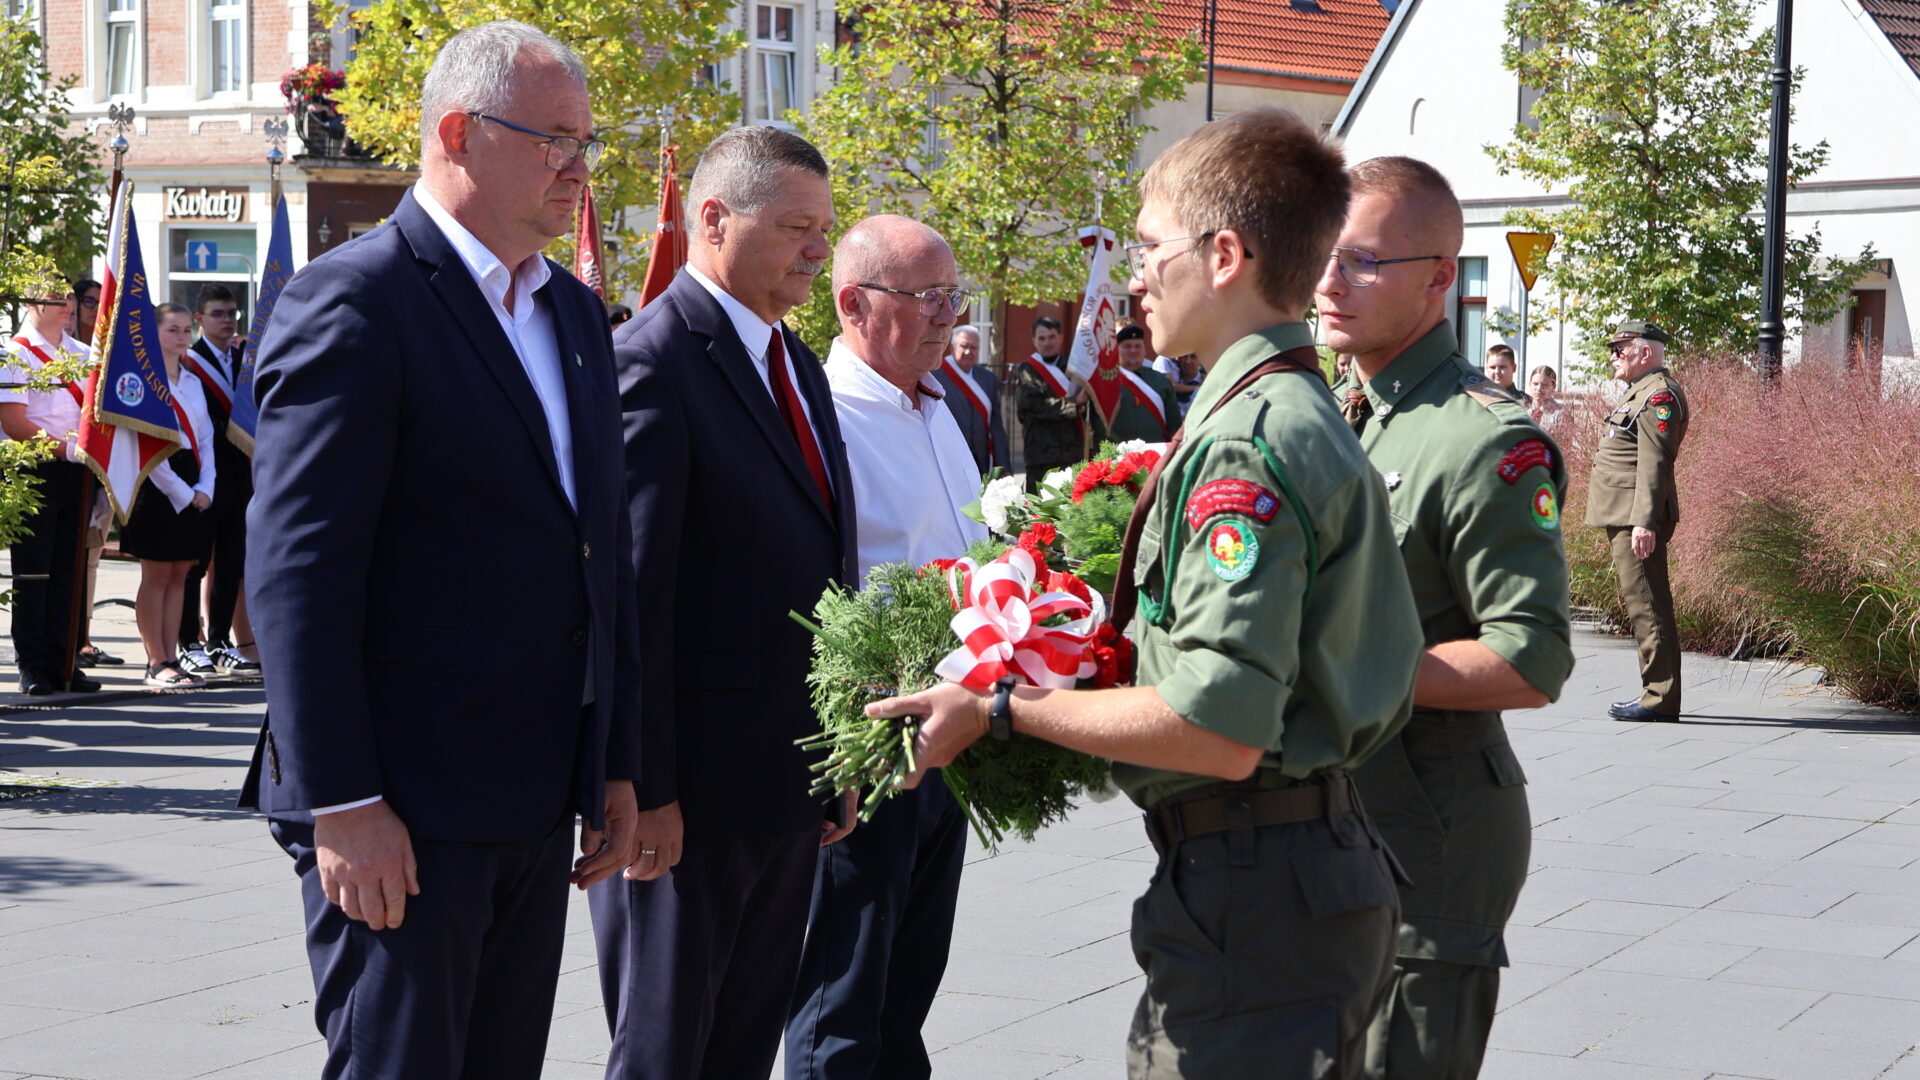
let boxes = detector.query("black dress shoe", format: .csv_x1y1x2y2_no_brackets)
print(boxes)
19,677,55,696
1610,699,1641,711
1609,702,1679,722
64,675,103,693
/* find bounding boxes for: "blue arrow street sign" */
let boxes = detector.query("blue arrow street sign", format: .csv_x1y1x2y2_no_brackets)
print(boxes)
185,240,219,272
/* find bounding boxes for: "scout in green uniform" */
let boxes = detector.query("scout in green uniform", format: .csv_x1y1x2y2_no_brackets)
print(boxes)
1588,320,1689,722
869,109,1424,1080
1016,316,1089,490
1315,157,1575,1080
1105,324,1184,443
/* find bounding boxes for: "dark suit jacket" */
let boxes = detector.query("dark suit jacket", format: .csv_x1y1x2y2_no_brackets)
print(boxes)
185,337,252,504
615,269,856,837
239,190,643,844
933,362,1010,475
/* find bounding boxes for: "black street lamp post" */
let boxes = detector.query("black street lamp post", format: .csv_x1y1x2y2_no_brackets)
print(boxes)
1756,0,1793,381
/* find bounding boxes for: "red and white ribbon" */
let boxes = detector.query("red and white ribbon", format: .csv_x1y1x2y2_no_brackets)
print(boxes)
936,547,1103,691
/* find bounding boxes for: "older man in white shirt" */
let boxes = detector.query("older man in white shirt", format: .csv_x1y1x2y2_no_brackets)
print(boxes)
785,215,987,1080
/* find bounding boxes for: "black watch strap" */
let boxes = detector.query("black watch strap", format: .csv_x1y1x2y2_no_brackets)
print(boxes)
990,676,1017,742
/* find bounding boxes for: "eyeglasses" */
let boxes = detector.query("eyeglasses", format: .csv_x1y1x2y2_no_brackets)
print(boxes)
1328,247,1445,288
78,295,99,307
856,283,974,317
1122,232,1216,279
466,112,606,173
1608,340,1635,356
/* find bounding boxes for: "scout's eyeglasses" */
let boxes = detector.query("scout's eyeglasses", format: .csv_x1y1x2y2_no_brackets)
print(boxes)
856,283,974,317
1608,340,1636,356
1122,232,1217,279
466,112,606,173
1328,246,1445,288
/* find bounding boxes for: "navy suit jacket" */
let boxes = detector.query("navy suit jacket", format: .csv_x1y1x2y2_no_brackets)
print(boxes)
615,269,856,837
239,190,643,844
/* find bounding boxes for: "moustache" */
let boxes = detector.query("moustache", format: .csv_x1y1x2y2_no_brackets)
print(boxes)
790,259,826,276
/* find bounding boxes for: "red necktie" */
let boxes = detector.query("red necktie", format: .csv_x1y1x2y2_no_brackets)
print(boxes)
765,330,834,513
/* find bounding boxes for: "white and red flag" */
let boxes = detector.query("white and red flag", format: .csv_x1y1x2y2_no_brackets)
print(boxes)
639,146,687,309
573,183,606,301
1065,226,1132,429
75,180,183,522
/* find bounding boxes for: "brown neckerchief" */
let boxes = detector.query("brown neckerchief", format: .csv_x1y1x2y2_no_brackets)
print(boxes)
1111,344,1326,633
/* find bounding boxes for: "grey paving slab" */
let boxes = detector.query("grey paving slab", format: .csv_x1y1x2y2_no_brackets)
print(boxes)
5,613,1920,1078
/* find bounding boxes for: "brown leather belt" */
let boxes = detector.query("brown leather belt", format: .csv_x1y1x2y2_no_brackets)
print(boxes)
1144,771,1354,856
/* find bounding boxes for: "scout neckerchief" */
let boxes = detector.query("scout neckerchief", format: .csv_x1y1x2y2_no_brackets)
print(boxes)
940,355,994,462
1112,344,1324,632
8,336,87,408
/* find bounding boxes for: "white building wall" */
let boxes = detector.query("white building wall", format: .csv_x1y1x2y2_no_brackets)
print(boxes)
1336,0,1920,389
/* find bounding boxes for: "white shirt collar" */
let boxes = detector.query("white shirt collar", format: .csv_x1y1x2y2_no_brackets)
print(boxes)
686,263,779,362
828,337,943,415
412,183,552,320
15,322,85,362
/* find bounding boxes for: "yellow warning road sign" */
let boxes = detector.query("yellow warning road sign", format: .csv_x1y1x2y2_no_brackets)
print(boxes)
1507,232,1554,292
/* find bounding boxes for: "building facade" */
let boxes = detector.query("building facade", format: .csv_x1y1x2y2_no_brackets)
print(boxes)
1334,0,1918,388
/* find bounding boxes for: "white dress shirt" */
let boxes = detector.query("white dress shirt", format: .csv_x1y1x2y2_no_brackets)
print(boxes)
825,338,987,585
2,324,87,453
685,263,829,467
414,184,577,511
148,369,218,512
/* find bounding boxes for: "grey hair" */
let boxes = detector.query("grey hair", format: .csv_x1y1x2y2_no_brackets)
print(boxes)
419,21,586,148
687,125,829,216
951,325,982,344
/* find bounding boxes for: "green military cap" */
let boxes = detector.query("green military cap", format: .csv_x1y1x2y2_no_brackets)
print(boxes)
1611,319,1671,344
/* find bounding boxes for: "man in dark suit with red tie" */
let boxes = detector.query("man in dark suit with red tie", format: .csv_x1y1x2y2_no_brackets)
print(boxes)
241,22,642,1078
595,125,859,1080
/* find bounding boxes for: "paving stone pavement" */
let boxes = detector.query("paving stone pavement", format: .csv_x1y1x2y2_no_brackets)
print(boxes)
3,560,1918,1077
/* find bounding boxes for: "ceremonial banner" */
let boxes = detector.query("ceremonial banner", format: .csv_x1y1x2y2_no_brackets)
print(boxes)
573,183,606,300
228,194,292,456
1066,226,1128,428
639,146,686,308
76,180,183,523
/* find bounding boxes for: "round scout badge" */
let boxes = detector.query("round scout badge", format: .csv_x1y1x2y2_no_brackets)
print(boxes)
1531,483,1559,531
1207,521,1260,580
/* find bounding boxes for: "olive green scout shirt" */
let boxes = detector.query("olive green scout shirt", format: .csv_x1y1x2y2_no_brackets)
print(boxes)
1586,366,1689,530
1114,322,1423,811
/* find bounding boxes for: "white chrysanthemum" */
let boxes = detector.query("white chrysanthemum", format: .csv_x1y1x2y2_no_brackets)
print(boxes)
1114,439,1151,457
979,474,1025,535
1040,467,1077,497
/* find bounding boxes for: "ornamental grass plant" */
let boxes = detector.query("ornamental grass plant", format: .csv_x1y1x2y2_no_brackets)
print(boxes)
1558,357,1920,711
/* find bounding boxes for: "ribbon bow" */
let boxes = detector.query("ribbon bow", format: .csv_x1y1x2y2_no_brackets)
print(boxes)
936,547,1104,691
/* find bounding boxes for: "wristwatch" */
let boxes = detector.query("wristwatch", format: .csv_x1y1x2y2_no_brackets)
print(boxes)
990,676,1017,742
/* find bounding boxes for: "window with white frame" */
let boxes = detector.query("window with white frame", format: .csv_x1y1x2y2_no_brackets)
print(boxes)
7,0,41,20
106,0,138,98
1455,257,1489,360
210,0,244,94
752,3,800,125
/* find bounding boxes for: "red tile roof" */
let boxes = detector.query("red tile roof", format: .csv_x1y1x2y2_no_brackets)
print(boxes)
1861,0,1920,79
1152,0,1392,84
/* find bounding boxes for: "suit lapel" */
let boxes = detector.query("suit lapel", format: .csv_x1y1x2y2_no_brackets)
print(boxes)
399,193,567,505
786,327,849,535
548,280,594,520
670,274,835,527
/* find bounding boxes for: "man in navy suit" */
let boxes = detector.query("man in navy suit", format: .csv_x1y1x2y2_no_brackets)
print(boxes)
241,22,641,1079
932,325,1009,475
592,125,858,1080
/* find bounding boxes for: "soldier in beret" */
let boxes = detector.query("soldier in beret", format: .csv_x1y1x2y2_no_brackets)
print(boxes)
1588,320,1689,722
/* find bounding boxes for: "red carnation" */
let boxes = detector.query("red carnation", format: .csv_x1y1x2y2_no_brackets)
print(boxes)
1071,461,1112,503
919,557,960,577
1045,570,1093,606
1016,523,1058,554
1088,622,1135,688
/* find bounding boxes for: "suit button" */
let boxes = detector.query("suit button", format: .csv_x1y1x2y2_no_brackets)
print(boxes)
581,542,591,559
571,629,587,646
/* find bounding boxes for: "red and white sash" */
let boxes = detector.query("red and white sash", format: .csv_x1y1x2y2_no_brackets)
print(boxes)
1118,366,1169,433
8,335,86,407
941,356,995,458
1021,352,1072,397
180,342,235,414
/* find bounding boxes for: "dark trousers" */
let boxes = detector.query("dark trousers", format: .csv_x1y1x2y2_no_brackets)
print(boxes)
1127,806,1400,1080
271,815,573,1080
180,460,250,645
590,825,819,1080
9,460,86,681
1363,959,1501,1080
786,776,968,1080
1606,524,1681,713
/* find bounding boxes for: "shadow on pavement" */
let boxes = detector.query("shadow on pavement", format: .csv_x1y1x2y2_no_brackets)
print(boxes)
0,854,143,896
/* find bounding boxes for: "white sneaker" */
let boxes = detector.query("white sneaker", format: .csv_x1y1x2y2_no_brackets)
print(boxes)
177,642,218,677
210,641,261,675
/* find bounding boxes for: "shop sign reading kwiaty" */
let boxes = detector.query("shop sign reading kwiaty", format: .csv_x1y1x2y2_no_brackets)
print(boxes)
163,187,249,223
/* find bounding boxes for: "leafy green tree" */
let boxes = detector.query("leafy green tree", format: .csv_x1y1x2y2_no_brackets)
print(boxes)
1,16,104,568
789,0,1202,357
325,0,743,298
1487,0,1873,364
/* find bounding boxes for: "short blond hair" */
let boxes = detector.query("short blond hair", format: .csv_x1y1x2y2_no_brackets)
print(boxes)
1139,108,1349,311
1348,156,1465,255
